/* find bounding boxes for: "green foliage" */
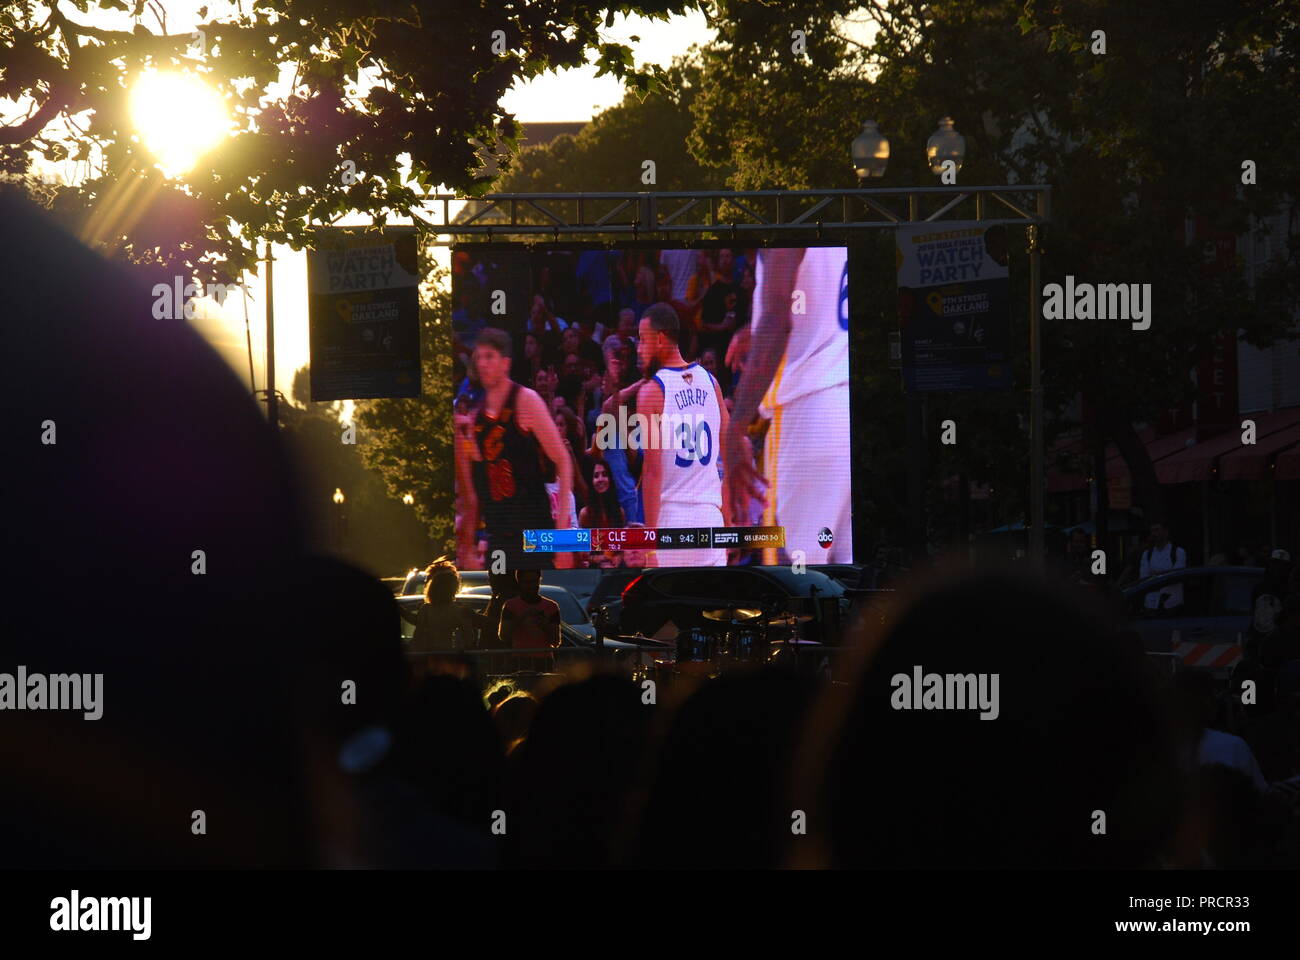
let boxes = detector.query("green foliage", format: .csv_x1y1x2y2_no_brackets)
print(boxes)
0,0,698,282
352,254,456,555
691,0,1300,529
495,56,731,194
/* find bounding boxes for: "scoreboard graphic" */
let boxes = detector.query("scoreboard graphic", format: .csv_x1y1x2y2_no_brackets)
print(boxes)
523,526,786,554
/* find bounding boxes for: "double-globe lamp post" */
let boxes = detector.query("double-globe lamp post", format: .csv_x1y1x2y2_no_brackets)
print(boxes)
851,118,967,569
849,116,1046,570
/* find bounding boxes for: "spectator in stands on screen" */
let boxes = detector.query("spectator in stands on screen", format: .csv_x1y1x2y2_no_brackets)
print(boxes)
455,355,484,407
573,317,606,360
699,250,741,359
699,348,731,398
558,350,583,406
593,376,647,525
516,332,543,389
654,265,702,359
576,249,617,333
659,248,695,300
544,424,584,531
617,307,638,344
579,459,626,529
533,365,558,412
526,293,566,367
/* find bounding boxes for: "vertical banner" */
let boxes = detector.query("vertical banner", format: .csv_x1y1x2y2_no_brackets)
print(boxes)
306,229,422,401
896,222,1012,392
1189,215,1240,441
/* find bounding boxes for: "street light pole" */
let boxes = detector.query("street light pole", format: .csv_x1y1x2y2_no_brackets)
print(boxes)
264,241,278,431
1028,220,1045,569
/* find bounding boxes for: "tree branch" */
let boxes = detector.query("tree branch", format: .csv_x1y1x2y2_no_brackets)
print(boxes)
0,82,74,145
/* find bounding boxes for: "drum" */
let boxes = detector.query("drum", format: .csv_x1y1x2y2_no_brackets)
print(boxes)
721,626,766,662
675,626,720,677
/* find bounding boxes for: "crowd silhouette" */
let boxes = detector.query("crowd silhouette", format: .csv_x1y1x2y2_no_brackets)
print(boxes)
6,192,1300,871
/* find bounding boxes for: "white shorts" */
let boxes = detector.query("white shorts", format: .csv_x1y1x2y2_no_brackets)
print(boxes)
765,382,853,564
656,501,726,566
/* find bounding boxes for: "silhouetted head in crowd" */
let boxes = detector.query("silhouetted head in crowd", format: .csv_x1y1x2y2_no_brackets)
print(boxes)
803,568,1183,868
0,191,314,868
629,671,817,868
424,559,461,605
515,567,542,602
507,676,649,868
492,693,540,754
489,570,520,601
295,555,408,743
392,673,505,830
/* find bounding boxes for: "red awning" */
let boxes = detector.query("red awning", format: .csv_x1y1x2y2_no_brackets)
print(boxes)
1219,417,1300,480
1156,407,1300,484
1047,424,1195,493
1277,442,1300,480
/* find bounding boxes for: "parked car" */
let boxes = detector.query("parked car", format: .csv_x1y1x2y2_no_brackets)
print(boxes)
1122,565,1264,673
811,564,867,589
586,568,643,624
614,565,849,643
399,566,488,597
541,568,604,607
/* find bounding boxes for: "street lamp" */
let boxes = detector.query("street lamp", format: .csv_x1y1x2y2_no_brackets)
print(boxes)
926,117,966,175
851,120,890,180
402,493,414,506
332,488,346,551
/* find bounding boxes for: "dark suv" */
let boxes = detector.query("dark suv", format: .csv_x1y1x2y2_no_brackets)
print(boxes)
610,565,849,643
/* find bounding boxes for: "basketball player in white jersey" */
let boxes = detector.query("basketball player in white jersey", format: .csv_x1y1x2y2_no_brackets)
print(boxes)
722,247,852,564
636,302,732,567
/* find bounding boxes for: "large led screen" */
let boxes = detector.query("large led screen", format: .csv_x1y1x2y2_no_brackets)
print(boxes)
450,245,852,571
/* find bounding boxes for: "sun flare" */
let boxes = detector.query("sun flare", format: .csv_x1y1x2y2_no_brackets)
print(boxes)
129,70,230,176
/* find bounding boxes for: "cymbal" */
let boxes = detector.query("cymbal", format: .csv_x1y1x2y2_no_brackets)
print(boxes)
766,613,814,624
702,606,763,622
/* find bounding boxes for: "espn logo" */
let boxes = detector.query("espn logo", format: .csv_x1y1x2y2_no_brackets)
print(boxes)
714,532,740,545
817,527,834,549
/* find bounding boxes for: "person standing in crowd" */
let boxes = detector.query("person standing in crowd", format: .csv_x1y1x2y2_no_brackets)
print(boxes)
1139,521,1187,610
405,560,491,654
500,569,562,657
1250,549,1294,663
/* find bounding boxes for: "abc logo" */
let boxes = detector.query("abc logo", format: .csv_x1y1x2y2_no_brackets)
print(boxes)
817,527,834,549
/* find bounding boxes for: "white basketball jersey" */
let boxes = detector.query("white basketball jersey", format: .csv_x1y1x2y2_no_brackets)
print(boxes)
651,363,723,508
755,246,849,411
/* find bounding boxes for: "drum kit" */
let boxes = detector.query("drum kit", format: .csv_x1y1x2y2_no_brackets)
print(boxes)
620,603,820,681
